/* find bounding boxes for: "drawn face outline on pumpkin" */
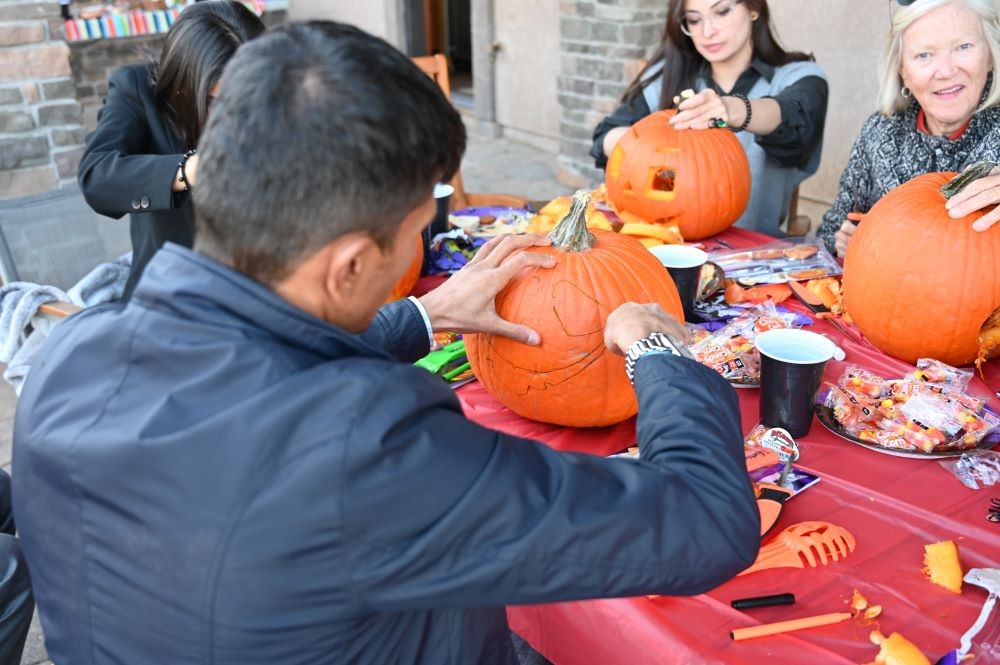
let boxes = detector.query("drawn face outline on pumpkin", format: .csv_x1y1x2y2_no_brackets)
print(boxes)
899,1,992,136
681,0,757,70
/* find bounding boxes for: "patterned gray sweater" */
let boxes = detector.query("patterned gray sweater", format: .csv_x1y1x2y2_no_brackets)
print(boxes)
818,103,1000,254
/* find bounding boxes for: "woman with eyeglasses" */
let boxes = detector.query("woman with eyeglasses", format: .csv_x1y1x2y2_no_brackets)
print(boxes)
591,0,828,237
817,0,1000,258
78,1,264,299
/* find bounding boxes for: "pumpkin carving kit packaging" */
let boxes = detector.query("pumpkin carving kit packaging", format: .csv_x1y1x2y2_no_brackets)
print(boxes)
709,240,842,286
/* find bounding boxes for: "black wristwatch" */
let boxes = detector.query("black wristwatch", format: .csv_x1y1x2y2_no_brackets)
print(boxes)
624,331,689,384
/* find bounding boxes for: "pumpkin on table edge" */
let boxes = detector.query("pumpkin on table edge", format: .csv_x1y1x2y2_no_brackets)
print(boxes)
842,172,1000,366
386,234,424,303
605,109,751,240
465,190,685,429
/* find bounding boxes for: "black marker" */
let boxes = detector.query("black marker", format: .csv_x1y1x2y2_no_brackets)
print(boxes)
731,593,795,610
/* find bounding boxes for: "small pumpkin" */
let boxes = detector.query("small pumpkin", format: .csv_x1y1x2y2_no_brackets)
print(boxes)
842,172,1000,366
465,191,684,428
604,109,751,240
386,234,424,303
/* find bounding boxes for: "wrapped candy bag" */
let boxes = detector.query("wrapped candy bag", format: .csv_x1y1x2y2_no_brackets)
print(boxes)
940,450,1000,489
821,365,887,432
825,362,999,453
689,303,799,385
913,358,973,392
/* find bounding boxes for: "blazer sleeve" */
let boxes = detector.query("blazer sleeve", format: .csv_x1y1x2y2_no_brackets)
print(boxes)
359,298,431,364
78,66,185,219
342,353,760,613
756,75,829,170
590,95,652,169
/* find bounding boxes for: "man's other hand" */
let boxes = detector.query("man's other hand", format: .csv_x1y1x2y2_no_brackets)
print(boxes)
604,303,689,355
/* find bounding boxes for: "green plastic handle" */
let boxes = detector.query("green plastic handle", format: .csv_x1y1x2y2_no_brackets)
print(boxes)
414,339,466,375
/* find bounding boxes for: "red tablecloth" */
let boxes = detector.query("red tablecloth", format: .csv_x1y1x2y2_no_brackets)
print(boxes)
446,228,1000,664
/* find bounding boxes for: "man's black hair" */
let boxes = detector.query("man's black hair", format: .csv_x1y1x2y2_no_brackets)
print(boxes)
193,21,466,284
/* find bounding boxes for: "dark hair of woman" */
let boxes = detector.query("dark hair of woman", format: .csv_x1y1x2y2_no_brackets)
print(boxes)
151,1,265,149
621,0,814,109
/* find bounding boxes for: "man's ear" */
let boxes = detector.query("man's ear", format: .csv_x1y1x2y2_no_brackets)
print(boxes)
322,232,383,306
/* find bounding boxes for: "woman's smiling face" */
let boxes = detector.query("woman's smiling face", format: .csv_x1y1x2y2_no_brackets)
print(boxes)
900,1,992,135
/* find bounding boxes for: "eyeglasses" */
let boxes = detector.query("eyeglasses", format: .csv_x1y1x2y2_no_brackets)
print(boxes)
680,0,744,37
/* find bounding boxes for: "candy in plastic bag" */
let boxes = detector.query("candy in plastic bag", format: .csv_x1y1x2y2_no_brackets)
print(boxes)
913,358,973,392
940,450,1000,490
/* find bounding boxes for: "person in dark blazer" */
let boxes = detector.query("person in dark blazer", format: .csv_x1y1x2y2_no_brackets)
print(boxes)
78,1,264,299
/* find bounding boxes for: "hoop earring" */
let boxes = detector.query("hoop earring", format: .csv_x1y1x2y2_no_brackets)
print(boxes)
901,86,912,100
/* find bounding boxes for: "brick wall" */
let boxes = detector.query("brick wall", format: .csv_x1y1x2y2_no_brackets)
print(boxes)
69,34,165,133
0,0,87,198
69,8,286,133
557,0,665,188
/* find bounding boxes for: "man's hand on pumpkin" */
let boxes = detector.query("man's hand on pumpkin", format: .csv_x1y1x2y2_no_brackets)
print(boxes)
945,165,1000,232
417,233,556,345
669,89,729,131
604,303,689,356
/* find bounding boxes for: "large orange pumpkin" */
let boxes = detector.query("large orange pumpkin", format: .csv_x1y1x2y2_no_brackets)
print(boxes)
466,192,685,427
605,109,751,240
386,235,424,303
843,172,1000,366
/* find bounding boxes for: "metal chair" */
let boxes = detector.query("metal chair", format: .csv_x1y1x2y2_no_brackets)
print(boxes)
0,184,131,321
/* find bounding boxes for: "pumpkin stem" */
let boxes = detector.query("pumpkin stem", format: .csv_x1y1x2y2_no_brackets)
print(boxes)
548,190,595,252
940,160,998,199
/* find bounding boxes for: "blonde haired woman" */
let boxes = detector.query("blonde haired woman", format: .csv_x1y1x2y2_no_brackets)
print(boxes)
818,0,1000,257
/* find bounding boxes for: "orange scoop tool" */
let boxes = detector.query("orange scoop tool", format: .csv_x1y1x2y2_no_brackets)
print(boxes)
739,521,856,576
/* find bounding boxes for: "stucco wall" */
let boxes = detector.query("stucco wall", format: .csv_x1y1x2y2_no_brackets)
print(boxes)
285,0,889,219
493,0,561,152
290,0,389,38
768,0,890,218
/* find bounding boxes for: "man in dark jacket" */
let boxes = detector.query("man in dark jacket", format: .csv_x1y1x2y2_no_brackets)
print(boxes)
0,469,32,665
12,21,759,665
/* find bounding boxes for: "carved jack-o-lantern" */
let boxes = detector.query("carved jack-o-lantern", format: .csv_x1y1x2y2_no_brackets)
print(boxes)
605,110,751,240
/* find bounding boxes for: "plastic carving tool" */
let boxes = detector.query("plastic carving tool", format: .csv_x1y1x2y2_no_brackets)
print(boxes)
414,340,467,377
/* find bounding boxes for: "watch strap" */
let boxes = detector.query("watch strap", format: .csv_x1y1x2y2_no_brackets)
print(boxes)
624,331,684,384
